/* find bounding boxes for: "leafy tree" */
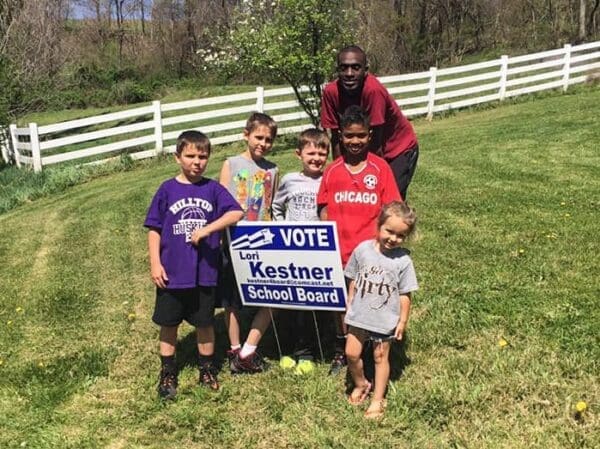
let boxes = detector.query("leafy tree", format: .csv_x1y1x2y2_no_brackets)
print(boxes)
206,0,355,126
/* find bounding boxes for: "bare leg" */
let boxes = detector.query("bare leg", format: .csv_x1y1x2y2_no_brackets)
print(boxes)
365,340,391,417
345,329,371,403
196,325,215,356
225,307,241,346
159,325,178,356
245,307,274,346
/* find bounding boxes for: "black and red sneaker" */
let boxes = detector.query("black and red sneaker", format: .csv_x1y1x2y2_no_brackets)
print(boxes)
231,351,267,374
157,367,178,400
226,348,241,374
328,352,347,375
199,363,220,391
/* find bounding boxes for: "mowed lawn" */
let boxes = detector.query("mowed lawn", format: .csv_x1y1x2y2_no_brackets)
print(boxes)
0,88,598,448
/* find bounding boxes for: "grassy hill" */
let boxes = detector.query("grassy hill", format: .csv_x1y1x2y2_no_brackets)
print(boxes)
0,88,598,448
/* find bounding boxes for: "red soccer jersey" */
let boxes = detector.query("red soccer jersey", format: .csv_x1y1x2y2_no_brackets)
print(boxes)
321,74,418,160
317,153,401,266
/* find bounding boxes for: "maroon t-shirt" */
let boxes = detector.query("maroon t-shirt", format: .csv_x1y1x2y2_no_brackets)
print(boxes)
321,74,418,161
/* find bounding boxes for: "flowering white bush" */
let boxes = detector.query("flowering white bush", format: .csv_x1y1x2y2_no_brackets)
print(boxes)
204,0,355,126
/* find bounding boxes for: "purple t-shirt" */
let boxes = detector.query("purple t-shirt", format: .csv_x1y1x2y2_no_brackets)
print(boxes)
144,177,242,288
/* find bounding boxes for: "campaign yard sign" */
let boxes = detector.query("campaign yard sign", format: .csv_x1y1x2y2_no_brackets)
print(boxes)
227,221,347,311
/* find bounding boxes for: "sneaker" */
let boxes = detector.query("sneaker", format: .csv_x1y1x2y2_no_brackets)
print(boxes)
328,352,347,375
157,367,178,400
231,351,267,374
293,347,315,362
199,364,220,391
226,348,240,373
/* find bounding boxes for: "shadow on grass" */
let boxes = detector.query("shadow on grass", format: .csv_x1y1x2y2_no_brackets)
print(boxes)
344,335,412,396
175,308,411,389
175,308,339,371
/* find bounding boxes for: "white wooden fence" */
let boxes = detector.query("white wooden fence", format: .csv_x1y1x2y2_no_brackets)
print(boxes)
3,40,600,172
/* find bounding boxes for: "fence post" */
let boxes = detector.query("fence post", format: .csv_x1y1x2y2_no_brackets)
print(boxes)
9,124,20,168
256,86,265,112
29,123,42,172
562,44,572,92
152,100,163,155
426,67,437,121
498,55,509,100
0,127,8,164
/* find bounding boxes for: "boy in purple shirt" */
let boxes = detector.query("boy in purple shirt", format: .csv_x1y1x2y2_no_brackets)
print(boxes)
144,131,243,399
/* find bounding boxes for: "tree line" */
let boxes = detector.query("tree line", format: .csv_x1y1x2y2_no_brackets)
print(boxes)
1,0,598,129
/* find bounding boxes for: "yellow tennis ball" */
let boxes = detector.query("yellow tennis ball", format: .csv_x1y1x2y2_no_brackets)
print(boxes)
294,360,315,375
575,401,587,413
279,356,296,370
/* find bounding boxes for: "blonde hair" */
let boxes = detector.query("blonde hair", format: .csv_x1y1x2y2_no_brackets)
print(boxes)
377,201,418,241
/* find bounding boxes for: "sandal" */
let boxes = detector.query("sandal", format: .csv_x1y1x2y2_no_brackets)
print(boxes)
347,381,372,405
364,399,387,419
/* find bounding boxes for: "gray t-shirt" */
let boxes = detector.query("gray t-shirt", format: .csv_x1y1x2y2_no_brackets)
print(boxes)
344,240,418,335
271,172,321,221
225,155,278,221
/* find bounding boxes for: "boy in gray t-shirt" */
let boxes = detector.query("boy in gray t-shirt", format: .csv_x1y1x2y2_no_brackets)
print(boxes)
272,129,330,360
272,129,329,221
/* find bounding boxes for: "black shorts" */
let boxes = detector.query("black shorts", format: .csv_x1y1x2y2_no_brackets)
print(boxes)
388,144,419,201
152,286,216,328
215,246,243,310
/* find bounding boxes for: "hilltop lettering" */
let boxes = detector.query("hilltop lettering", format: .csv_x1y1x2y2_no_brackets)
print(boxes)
169,197,214,214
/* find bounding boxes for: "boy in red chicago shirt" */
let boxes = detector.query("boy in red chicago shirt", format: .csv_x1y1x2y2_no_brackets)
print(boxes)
317,105,401,374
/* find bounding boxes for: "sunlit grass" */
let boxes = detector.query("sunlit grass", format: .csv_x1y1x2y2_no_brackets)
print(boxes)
0,87,598,448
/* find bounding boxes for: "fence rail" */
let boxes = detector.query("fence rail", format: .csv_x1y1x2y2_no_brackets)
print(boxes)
3,41,600,172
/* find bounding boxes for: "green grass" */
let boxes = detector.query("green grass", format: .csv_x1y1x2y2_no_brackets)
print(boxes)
0,87,598,448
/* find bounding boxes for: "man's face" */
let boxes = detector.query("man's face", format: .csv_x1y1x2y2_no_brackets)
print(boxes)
337,50,367,95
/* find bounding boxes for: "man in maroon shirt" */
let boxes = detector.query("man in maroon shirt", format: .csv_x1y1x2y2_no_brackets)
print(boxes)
321,45,419,200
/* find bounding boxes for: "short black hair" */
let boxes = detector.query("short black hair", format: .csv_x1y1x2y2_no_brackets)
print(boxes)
340,105,370,131
337,45,368,66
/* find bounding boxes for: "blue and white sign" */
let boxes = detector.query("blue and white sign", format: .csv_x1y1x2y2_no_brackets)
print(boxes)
227,221,347,311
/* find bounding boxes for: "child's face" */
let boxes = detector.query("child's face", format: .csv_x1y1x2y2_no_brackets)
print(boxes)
340,123,370,157
296,142,328,177
244,125,275,161
175,144,209,181
377,214,410,252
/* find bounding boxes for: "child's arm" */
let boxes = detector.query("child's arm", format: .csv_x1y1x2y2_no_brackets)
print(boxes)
219,160,231,188
394,293,412,341
148,229,168,289
318,205,328,220
271,176,287,221
190,210,244,245
346,278,356,306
